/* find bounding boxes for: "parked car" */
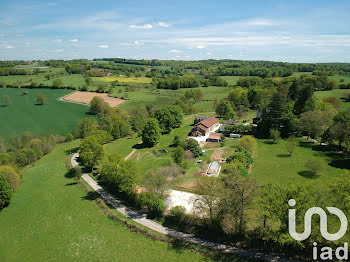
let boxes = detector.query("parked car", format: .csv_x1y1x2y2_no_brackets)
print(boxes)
229,133,241,138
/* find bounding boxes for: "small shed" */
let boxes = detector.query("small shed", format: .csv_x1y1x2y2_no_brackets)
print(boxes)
207,161,221,177
206,133,221,142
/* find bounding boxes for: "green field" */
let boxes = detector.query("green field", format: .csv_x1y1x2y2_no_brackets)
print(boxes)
114,86,232,112
0,88,90,139
0,141,216,262
251,138,350,185
314,89,350,110
43,74,86,89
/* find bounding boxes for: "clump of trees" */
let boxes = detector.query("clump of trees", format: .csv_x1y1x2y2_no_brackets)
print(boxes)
156,75,201,90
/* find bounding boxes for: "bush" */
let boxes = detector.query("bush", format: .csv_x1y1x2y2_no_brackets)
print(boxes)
90,96,108,115
0,165,21,190
184,138,201,157
170,206,186,220
36,93,46,105
305,159,324,176
137,192,165,218
65,133,74,142
227,149,253,168
0,173,11,209
237,136,258,156
269,129,281,144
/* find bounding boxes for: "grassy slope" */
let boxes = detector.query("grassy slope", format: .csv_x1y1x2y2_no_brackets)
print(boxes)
0,88,90,139
251,139,350,185
0,141,212,262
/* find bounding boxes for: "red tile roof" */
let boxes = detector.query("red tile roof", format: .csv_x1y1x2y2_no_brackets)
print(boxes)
196,117,219,128
207,133,221,140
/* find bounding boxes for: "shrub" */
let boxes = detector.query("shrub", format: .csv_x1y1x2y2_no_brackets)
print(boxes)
36,93,46,105
269,129,281,144
170,206,186,220
184,138,201,157
137,192,165,218
0,165,21,190
65,133,74,142
90,96,108,115
227,149,253,168
0,173,11,209
305,159,324,176
237,136,258,156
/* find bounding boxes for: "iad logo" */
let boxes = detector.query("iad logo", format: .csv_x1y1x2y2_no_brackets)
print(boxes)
288,199,348,241
288,199,349,260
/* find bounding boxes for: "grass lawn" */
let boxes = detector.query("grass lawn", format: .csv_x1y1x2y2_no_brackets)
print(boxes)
251,138,350,186
92,76,152,84
0,141,216,262
0,88,91,139
42,74,86,89
114,85,232,113
0,75,46,86
314,89,350,110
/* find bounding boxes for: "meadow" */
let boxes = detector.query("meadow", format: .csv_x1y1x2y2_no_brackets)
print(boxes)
251,138,350,185
0,88,90,139
314,89,350,110
92,76,152,84
114,85,232,112
0,141,218,262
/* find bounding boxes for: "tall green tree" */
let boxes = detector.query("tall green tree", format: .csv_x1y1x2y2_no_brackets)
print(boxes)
142,118,161,147
100,153,140,196
215,100,235,120
79,136,104,169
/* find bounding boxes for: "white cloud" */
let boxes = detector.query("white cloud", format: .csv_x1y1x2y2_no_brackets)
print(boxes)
68,38,79,42
169,49,182,53
120,40,144,46
1,45,14,49
52,49,64,53
157,22,170,28
207,52,212,55
240,18,275,26
196,45,206,49
53,39,63,43
98,45,109,48
129,24,152,29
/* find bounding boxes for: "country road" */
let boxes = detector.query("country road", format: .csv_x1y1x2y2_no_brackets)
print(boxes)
71,153,294,262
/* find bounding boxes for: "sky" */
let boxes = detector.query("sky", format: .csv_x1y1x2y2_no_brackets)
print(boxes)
0,0,350,62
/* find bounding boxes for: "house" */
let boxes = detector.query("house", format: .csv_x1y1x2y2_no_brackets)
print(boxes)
194,116,210,124
191,117,220,137
207,161,221,177
219,120,238,132
206,133,222,142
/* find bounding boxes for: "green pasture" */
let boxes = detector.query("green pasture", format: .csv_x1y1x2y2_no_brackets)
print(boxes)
314,89,350,110
251,138,349,185
0,88,90,139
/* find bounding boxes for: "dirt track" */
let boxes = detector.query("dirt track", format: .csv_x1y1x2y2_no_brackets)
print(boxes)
62,91,125,107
